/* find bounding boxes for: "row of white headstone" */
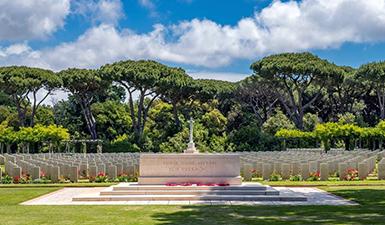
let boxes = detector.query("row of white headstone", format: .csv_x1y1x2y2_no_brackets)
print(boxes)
239,149,385,181
0,153,139,182
1,150,385,183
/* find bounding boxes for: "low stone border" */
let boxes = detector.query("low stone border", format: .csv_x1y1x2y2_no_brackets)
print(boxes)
21,187,357,206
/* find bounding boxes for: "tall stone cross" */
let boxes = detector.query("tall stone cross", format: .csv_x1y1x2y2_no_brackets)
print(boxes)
189,117,194,144
184,117,198,153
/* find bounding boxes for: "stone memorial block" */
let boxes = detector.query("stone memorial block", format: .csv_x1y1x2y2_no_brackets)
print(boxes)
291,162,300,175
122,163,130,175
320,163,329,181
0,155,5,164
134,164,139,175
12,167,21,178
31,167,40,180
281,163,291,180
50,166,60,183
123,163,134,176
369,157,376,172
47,164,54,178
242,163,252,181
273,162,281,174
79,164,88,177
309,161,318,173
116,163,123,176
63,165,71,178
58,164,65,177
256,162,263,177
6,155,15,163
107,165,117,179
300,163,310,180
129,165,136,176
89,166,97,179
378,160,385,180
252,162,259,176
262,163,273,180
347,161,357,170
358,161,369,180
97,164,106,174
68,166,78,182
338,162,348,180
139,153,241,185
328,161,337,174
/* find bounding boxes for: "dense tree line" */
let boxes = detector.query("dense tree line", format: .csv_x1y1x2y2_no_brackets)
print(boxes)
1,53,385,153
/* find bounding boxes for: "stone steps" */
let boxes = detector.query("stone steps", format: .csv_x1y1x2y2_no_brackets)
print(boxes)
73,194,306,201
138,176,242,185
100,189,280,196
112,183,268,191
72,183,307,202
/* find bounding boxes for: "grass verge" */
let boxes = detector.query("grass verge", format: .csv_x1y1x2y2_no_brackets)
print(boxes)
0,185,384,224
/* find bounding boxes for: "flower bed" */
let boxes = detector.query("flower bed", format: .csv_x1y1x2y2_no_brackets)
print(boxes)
165,182,229,186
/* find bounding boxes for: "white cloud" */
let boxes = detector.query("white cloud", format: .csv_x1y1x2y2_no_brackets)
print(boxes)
96,0,124,24
138,0,158,17
73,0,124,25
2,0,385,70
0,43,31,57
188,71,248,82
138,0,155,9
0,0,70,41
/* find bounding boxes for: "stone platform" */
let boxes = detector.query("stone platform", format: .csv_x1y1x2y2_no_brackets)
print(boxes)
21,183,357,205
71,182,307,202
138,153,242,185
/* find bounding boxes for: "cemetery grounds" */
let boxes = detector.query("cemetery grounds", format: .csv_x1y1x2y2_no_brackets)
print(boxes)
1,150,385,225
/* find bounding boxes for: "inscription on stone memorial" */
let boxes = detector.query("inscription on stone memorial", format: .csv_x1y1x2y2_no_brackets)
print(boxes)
140,154,240,177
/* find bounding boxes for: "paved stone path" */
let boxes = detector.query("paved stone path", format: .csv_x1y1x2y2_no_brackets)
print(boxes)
21,187,357,206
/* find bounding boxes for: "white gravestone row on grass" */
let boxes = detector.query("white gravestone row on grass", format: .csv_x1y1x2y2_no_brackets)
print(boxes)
1,150,385,182
238,149,385,181
0,153,139,182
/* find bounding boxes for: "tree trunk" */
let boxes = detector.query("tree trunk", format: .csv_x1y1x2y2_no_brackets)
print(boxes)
377,91,385,119
296,114,304,130
172,101,180,128
134,91,145,143
79,99,98,140
344,137,350,151
15,103,26,127
6,144,11,153
296,91,304,130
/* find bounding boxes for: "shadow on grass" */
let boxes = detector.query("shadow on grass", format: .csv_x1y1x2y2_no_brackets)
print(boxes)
151,189,385,225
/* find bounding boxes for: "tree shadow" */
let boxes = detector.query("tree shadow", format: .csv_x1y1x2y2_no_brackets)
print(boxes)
151,189,385,225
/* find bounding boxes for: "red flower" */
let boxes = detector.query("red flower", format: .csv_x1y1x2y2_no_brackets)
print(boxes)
97,172,106,177
345,167,358,181
13,176,20,184
164,182,231,187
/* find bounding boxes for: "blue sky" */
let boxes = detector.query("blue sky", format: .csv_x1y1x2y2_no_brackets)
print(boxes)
1,0,385,82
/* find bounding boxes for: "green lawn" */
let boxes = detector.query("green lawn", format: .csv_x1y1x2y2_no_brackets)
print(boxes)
0,185,385,224
0,182,116,188
1,179,385,188
261,179,385,186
